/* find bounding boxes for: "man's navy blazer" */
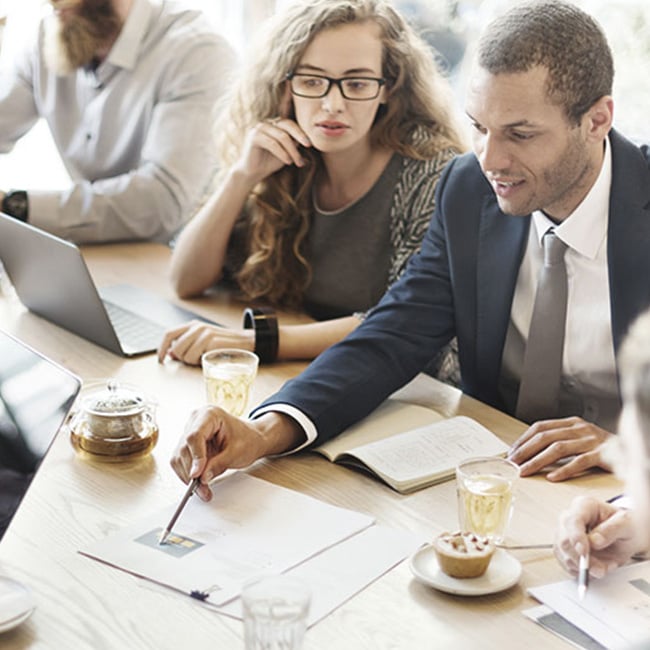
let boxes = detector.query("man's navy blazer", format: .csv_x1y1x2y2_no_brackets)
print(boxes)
255,130,650,445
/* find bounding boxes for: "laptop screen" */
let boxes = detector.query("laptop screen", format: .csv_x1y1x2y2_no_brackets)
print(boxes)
0,331,81,540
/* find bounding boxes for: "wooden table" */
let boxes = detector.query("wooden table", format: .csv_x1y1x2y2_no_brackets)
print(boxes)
0,243,622,649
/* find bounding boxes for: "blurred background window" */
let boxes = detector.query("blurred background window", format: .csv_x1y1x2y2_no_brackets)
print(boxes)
0,0,648,189
217,0,650,142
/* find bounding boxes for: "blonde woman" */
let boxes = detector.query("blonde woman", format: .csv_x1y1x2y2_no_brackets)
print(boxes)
158,0,464,369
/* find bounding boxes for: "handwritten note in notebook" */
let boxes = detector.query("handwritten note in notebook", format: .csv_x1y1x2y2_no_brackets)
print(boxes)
314,400,510,493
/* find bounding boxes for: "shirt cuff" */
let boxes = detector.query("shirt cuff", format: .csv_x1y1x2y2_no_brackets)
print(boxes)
249,403,318,455
26,191,62,233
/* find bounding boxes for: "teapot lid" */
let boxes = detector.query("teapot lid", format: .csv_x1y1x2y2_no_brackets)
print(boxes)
82,380,146,417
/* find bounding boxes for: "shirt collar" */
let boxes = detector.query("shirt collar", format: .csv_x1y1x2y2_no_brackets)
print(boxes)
106,0,154,71
532,135,612,260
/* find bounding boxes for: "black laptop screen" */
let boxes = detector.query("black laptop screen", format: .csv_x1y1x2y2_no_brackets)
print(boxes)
0,331,81,539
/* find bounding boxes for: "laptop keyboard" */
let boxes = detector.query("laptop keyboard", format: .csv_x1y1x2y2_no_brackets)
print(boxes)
103,301,166,351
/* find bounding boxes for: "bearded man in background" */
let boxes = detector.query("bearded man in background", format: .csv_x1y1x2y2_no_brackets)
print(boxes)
0,0,236,243
44,0,123,73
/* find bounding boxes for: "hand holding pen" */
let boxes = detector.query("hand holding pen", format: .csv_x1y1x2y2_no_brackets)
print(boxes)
162,408,294,542
555,495,645,585
159,477,200,545
163,409,263,542
169,407,306,504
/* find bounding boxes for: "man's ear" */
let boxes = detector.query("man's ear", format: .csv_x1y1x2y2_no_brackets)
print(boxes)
583,95,614,142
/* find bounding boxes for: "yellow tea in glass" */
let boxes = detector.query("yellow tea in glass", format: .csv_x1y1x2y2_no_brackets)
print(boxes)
201,349,259,417
456,456,519,542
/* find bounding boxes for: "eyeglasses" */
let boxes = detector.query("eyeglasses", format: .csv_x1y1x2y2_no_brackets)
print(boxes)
287,73,386,101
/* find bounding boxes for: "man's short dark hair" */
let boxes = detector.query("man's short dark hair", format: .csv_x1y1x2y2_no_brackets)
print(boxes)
477,0,614,125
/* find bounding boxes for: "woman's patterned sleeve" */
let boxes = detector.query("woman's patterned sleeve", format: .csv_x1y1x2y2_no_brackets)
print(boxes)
387,148,457,286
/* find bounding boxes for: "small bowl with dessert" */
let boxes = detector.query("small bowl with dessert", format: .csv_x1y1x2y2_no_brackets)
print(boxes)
409,530,522,596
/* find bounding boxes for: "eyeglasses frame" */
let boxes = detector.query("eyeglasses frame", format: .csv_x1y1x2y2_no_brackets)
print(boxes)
286,72,386,101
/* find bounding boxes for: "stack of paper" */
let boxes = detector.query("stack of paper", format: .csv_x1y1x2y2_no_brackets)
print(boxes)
526,561,650,649
80,472,425,626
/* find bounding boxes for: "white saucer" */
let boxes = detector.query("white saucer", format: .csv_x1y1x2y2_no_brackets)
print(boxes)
0,576,35,633
409,545,522,596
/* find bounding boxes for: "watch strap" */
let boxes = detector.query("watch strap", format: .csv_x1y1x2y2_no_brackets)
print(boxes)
242,307,279,364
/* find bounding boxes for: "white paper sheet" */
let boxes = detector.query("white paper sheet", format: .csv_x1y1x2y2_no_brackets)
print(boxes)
81,473,374,606
216,524,425,626
529,561,650,649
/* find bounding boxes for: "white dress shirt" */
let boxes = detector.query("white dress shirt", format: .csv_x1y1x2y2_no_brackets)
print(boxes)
0,0,236,243
508,137,619,428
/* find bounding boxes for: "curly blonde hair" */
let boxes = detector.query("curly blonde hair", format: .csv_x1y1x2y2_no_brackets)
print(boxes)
218,0,465,308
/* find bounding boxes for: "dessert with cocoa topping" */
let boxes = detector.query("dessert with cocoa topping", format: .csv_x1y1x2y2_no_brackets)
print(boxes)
433,531,495,578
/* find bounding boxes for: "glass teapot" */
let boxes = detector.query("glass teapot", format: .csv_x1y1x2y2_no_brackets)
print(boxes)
69,380,158,461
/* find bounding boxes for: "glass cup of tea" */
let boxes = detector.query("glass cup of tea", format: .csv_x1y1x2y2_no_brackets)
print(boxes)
455,456,519,543
201,349,259,417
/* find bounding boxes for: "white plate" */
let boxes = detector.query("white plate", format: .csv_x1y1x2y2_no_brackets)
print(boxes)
409,545,522,596
0,577,35,633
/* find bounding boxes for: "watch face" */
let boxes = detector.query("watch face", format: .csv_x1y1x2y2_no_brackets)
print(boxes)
3,191,28,222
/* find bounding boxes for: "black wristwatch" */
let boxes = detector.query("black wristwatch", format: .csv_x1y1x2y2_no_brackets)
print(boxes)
242,306,279,363
2,190,29,222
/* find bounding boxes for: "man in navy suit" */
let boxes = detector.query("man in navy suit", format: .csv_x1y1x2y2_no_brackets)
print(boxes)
170,0,650,500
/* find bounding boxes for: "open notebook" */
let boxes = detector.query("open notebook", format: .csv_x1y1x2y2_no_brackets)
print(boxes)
313,399,510,493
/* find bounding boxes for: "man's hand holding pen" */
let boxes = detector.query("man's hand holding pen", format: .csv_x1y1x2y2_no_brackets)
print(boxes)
163,407,304,542
554,495,646,583
170,406,305,502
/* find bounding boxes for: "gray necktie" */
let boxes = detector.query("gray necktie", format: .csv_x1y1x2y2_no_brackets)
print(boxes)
516,230,568,423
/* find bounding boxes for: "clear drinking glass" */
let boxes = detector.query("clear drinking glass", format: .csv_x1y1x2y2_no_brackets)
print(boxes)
201,349,259,417
242,575,311,650
456,456,519,543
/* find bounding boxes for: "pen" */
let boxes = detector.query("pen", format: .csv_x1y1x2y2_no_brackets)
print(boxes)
159,477,200,545
578,547,590,601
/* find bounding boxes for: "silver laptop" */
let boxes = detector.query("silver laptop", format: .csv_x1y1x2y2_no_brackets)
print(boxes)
0,213,219,356
0,330,82,540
